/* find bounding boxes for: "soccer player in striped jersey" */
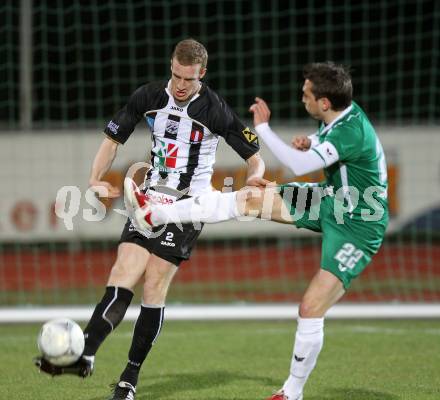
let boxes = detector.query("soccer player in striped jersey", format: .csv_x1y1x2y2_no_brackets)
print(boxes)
34,39,267,400
127,62,389,400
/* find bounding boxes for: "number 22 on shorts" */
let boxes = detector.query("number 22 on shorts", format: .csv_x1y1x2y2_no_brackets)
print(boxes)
334,243,364,271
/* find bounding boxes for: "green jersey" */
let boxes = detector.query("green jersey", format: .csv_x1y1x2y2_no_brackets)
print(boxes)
277,101,388,288
312,101,388,225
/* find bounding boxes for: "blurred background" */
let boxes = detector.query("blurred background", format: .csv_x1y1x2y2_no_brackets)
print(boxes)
1,0,439,311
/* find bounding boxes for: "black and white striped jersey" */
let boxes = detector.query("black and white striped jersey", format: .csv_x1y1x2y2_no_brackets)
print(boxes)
104,80,259,196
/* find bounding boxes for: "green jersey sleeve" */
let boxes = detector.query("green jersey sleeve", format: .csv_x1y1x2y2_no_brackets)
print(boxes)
324,121,363,162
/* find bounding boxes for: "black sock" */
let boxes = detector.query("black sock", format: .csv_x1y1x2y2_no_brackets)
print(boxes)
83,286,133,356
119,305,165,387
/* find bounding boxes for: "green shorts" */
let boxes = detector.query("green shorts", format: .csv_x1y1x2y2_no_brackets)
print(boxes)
279,183,387,289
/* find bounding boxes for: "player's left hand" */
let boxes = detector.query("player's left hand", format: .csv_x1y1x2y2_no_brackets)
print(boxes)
245,176,271,187
249,97,271,127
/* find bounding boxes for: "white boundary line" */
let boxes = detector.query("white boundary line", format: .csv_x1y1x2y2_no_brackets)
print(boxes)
1,303,440,323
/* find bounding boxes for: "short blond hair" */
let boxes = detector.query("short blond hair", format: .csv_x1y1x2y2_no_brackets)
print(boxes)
172,39,208,69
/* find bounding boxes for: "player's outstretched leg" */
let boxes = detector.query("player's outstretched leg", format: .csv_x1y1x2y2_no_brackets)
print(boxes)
124,177,293,230
124,177,241,230
124,177,268,232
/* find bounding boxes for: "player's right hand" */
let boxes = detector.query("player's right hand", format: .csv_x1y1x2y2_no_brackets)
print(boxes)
292,135,311,151
88,180,121,198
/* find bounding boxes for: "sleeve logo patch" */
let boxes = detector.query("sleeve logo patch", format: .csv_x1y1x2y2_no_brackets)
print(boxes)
242,127,258,144
107,121,119,134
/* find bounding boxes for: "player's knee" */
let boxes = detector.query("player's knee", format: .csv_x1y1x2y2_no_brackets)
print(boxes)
109,250,146,287
298,298,325,318
112,255,134,276
143,275,170,304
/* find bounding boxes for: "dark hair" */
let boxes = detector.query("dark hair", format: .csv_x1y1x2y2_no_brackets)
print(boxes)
172,38,208,68
303,62,352,110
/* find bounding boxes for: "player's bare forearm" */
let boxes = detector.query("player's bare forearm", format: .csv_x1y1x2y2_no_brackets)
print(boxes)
89,136,121,198
245,152,269,187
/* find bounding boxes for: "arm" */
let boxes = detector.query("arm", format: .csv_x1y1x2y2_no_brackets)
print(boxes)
250,97,339,176
214,96,269,186
89,137,121,198
244,152,269,187
93,84,150,196
255,123,337,176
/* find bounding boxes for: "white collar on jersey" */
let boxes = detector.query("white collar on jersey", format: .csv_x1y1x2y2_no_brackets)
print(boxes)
319,103,353,136
166,80,202,107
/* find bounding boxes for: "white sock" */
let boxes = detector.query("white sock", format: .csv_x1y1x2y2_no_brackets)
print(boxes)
282,317,324,399
150,191,241,226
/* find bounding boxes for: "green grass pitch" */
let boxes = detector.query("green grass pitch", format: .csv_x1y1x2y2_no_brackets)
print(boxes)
1,319,439,399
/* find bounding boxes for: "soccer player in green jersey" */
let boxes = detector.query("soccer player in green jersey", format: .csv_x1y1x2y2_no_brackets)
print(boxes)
126,62,389,400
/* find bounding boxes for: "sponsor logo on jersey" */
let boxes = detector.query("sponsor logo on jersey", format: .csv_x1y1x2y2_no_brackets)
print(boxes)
107,121,119,134
149,192,175,205
294,355,305,362
171,105,184,112
160,240,176,247
166,119,180,136
165,144,178,168
190,127,204,143
242,127,258,144
153,139,179,169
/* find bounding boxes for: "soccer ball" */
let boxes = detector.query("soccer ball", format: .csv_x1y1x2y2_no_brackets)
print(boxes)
37,318,85,366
